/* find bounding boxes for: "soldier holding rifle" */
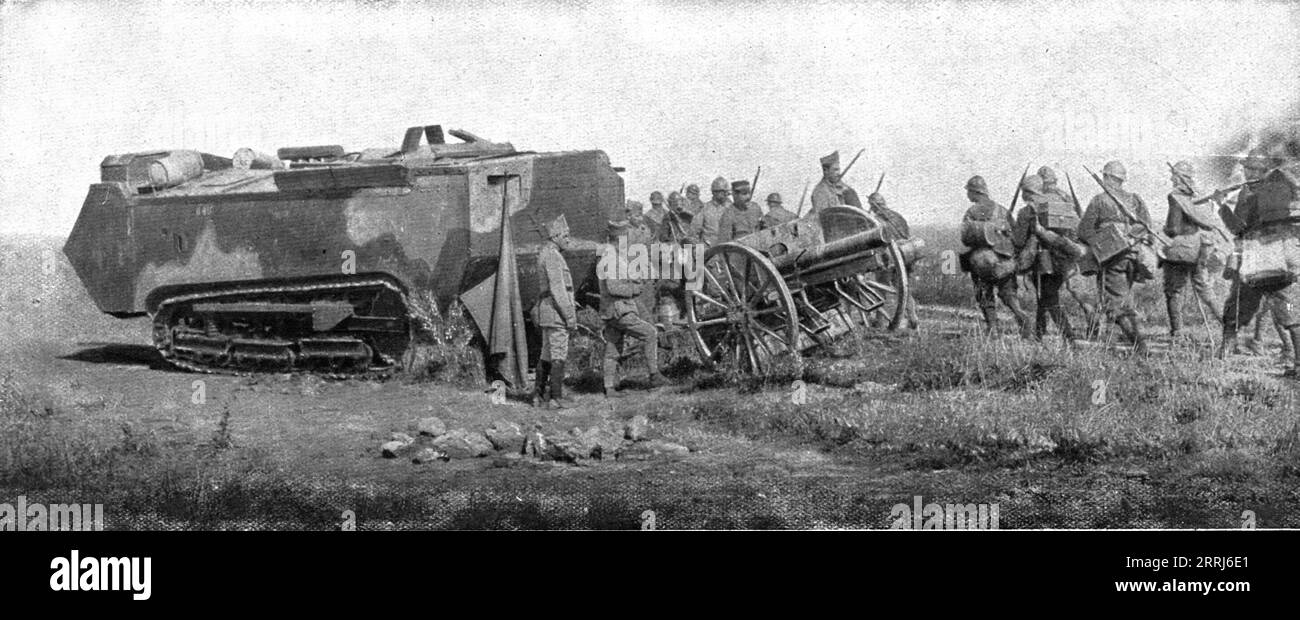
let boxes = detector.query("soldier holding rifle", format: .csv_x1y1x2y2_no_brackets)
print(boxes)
719,175,763,241
1043,166,1097,326
960,175,1031,337
1013,174,1082,344
810,150,863,216
1162,160,1224,339
1078,161,1153,354
1214,148,1300,375
760,192,797,229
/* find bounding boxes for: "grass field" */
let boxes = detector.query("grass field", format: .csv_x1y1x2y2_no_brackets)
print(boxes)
2,232,1298,529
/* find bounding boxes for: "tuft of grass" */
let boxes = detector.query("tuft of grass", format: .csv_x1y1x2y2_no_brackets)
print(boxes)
403,291,484,387
683,330,1300,471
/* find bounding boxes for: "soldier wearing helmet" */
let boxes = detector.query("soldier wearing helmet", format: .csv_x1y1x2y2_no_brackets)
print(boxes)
624,199,652,245
1037,165,1097,329
960,175,1030,337
718,179,762,241
1230,149,1291,360
1161,160,1223,339
1217,147,1300,374
659,191,695,243
809,151,858,217
599,218,669,398
531,214,578,409
868,192,919,329
645,191,668,230
690,176,730,246
759,192,797,230
1078,160,1152,354
1013,174,1082,343
685,183,706,216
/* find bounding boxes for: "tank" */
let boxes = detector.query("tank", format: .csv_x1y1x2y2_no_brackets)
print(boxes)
63,124,625,376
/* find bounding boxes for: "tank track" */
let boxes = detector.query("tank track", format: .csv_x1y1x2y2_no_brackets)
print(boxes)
151,277,412,379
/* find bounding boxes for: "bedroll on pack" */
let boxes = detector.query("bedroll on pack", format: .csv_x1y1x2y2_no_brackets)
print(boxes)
967,247,1016,281
960,219,1015,257
1239,229,1299,288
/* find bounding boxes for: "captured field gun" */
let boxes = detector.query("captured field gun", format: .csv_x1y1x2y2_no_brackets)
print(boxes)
683,206,924,374
63,124,625,377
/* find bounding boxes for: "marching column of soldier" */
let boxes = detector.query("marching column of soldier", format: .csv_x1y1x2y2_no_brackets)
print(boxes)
529,145,1300,408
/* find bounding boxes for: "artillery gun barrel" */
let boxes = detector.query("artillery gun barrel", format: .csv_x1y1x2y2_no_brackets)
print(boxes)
767,227,887,272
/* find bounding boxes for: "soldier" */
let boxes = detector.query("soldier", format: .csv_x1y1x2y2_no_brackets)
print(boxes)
1078,160,1152,354
690,176,730,246
1013,174,1080,343
718,179,763,241
1240,150,1291,359
960,175,1030,336
644,191,668,230
1038,165,1097,328
1162,160,1224,338
867,192,919,329
810,151,854,216
659,191,695,243
531,214,578,409
600,219,669,397
1217,148,1300,374
760,192,797,229
685,183,706,215
625,199,653,244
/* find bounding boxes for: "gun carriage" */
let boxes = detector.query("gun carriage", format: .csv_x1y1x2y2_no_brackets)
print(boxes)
684,206,923,374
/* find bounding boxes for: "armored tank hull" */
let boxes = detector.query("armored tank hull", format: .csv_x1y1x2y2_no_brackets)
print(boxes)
63,126,624,376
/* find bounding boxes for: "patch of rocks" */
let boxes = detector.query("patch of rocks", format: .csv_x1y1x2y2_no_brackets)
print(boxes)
378,413,692,465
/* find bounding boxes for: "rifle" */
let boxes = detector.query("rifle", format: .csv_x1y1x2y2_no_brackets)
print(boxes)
751,166,762,199
1064,170,1083,218
1165,162,1229,242
1191,179,1266,205
1082,165,1169,247
840,148,865,179
795,178,811,217
1007,162,1030,226
874,171,886,194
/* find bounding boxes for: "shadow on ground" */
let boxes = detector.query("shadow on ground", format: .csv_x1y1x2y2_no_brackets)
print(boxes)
60,342,178,372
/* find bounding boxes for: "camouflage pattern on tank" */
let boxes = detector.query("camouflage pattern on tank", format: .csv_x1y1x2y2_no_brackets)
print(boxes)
62,125,625,376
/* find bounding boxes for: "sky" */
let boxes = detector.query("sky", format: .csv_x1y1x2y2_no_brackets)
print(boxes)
2,0,1298,237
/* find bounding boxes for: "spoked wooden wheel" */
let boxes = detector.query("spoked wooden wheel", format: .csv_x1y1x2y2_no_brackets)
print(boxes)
847,240,911,331
685,242,799,374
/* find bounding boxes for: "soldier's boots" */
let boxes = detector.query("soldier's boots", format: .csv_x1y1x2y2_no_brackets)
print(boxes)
1006,298,1032,340
1166,298,1183,339
1118,316,1148,355
1287,327,1300,374
647,372,669,388
1049,307,1079,344
547,360,576,409
1215,331,1238,360
1243,338,1267,357
980,308,999,336
532,361,552,408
